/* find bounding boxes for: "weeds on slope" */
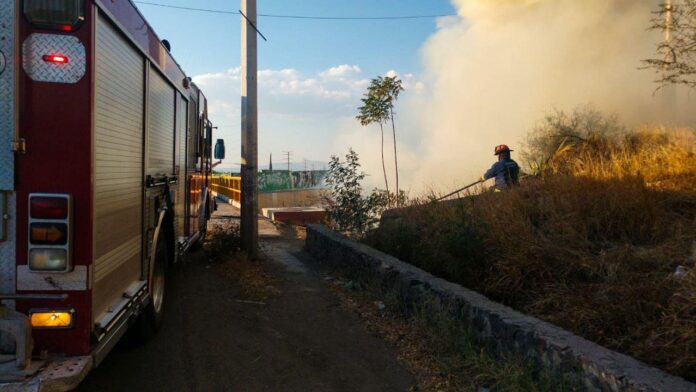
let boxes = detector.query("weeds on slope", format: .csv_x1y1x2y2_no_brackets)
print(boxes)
327,275,577,392
366,117,696,381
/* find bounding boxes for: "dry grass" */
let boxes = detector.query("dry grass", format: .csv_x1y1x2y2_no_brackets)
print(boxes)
366,127,696,381
546,127,696,189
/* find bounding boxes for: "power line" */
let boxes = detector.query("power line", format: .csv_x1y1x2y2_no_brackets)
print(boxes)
240,8,267,41
258,13,456,20
134,1,456,20
135,1,237,14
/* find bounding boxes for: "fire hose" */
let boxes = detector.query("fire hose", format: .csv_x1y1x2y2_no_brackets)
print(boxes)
434,179,485,202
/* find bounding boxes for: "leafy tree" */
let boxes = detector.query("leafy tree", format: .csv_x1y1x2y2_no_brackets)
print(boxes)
357,93,390,195
644,0,696,89
322,149,390,236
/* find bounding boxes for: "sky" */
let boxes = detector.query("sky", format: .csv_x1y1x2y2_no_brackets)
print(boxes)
137,0,693,194
136,0,455,173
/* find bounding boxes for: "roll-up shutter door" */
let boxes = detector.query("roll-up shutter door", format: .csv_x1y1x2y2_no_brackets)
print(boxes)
147,68,175,176
175,94,187,239
93,14,144,318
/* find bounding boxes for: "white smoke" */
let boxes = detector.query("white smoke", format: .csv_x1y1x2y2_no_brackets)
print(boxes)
388,0,696,193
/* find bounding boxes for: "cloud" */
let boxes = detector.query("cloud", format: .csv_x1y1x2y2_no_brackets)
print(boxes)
193,65,369,118
320,64,362,79
382,70,424,93
192,64,424,177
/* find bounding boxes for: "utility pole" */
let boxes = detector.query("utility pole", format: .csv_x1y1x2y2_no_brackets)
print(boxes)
282,151,292,172
240,0,258,259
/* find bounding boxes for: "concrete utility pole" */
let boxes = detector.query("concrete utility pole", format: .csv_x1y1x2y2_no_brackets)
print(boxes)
240,0,258,259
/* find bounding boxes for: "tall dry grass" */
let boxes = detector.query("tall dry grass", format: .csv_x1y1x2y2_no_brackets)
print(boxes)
366,126,696,380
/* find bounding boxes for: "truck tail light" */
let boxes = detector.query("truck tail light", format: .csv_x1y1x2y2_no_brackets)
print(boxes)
30,223,68,245
30,196,68,219
28,194,72,272
30,309,74,329
23,0,86,32
29,249,68,271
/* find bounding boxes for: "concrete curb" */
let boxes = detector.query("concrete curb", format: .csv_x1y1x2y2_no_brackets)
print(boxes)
306,224,696,392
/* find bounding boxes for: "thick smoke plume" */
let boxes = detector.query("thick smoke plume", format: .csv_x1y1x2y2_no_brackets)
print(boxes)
397,0,695,193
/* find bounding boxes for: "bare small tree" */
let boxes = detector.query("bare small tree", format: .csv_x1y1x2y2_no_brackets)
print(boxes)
380,76,405,207
643,0,696,89
357,88,390,195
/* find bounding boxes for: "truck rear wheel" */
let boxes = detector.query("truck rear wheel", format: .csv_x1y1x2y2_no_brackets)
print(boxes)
134,233,168,341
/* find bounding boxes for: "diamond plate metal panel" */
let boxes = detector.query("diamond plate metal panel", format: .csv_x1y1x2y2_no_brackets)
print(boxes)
0,192,16,302
0,0,15,191
22,33,86,84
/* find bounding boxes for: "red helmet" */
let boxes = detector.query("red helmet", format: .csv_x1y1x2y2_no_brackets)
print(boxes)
494,144,513,155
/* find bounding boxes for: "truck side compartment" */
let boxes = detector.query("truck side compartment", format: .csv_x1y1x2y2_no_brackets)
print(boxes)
93,12,144,326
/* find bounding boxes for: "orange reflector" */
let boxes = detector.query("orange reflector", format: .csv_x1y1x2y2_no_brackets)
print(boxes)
30,311,73,329
42,54,69,64
30,223,67,245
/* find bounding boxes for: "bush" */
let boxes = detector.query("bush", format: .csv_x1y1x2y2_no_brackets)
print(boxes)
322,149,397,237
522,106,626,175
366,113,696,381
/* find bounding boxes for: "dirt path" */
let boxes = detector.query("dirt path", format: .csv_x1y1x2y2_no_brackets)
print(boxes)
77,206,415,392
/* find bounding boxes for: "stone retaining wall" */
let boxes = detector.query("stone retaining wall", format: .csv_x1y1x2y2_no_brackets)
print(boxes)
306,225,696,392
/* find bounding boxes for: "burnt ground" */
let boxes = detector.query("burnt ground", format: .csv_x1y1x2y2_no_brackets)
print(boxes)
77,210,415,392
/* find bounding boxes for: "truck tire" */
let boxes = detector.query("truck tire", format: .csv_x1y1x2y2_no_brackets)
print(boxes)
134,233,168,341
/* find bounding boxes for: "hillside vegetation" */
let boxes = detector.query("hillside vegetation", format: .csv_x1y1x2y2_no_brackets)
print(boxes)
365,109,696,380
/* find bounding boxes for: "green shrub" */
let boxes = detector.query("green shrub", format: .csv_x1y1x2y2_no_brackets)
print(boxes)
322,148,401,237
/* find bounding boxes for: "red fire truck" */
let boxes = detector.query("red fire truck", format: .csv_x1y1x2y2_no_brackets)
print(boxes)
0,0,224,389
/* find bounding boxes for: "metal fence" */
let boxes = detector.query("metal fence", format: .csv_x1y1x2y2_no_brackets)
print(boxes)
210,176,241,204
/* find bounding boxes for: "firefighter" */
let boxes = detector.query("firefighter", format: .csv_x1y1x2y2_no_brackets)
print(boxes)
482,144,520,190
